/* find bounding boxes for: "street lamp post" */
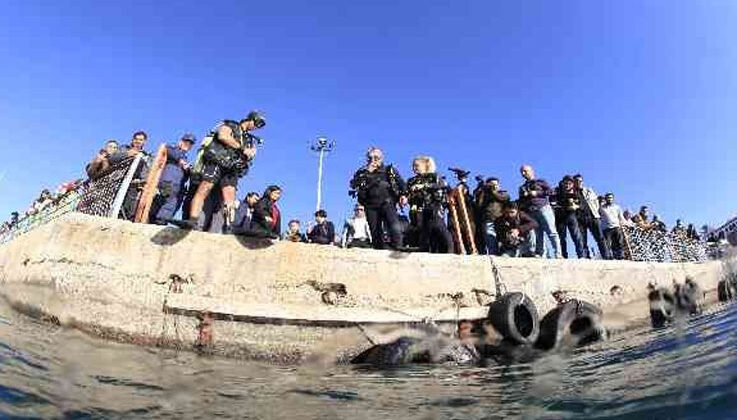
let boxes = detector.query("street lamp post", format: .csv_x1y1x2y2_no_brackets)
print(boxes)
310,136,336,211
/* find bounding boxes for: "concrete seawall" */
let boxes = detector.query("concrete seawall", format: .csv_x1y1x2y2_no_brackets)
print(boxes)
0,213,728,362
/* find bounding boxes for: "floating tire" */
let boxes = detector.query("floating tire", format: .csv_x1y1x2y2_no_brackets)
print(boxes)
487,292,540,345
535,299,604,351
648,287,676,328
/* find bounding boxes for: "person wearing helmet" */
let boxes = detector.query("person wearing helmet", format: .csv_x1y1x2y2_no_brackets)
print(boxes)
184,111,265,231
150,133,197,224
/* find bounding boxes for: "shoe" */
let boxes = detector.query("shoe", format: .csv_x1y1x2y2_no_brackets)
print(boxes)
167,218,198,230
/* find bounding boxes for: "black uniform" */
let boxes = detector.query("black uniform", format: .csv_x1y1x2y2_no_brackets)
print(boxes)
406,173,453,253
201,120,252,188
350,164,406,250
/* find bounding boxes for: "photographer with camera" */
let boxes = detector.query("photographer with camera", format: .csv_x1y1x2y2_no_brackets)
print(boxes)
406,155,453,253
495,202,538,257
554,175,586,258
518,164,562,258
475,177,510,255
86,140,119,180
183,111,265,232
349,147,407,250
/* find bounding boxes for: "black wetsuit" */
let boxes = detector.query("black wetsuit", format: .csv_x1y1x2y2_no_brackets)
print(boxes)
406,173,453,253
350,164,406,250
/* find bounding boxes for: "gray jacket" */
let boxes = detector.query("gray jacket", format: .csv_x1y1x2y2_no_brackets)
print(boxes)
579,186,600,219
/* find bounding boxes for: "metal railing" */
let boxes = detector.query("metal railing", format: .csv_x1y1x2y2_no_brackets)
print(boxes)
623,225,707,263
0,155,144,245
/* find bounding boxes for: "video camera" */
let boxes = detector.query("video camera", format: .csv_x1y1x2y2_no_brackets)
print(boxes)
243,132,264,148
448,167,471,182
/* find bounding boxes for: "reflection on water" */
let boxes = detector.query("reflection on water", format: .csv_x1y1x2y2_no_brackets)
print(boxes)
0,300,735,419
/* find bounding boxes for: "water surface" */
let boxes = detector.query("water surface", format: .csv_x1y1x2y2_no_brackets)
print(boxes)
1,301,735,419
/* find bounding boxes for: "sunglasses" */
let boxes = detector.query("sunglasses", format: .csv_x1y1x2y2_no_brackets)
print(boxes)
367,155,382,161
253,118,266,129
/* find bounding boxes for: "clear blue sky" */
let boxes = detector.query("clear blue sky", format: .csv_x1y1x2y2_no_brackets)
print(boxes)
0,1,735,228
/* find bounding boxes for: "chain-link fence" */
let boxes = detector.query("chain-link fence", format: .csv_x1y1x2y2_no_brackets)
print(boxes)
76,155,143,218
0,155,143,245
0,187,84,244
622,225,706,262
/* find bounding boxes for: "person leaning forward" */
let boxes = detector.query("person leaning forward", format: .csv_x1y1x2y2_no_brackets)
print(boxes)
349,147,407,250
183,111,265,231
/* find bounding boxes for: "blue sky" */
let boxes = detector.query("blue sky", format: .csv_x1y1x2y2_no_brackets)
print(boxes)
0,1,735,228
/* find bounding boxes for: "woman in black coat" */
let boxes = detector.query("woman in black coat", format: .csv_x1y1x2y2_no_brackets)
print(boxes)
251,185,282,238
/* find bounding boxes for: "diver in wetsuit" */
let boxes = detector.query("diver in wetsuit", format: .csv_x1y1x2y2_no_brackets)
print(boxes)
349,147,407,250
406,155,453,254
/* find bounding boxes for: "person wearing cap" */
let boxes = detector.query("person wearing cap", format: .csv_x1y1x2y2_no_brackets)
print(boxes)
185,111,265,231
150,133,196,224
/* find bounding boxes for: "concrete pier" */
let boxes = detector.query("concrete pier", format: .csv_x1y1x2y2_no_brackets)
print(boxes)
0,213,728,362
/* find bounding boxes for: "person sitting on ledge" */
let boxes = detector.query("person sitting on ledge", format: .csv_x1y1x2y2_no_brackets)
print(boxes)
494,202,538,258
283,219,307,242
232,192,260,234
251,185,282,239
307,210,336,245
341,204,372,248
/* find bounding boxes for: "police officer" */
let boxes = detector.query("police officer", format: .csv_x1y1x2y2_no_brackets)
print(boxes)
150,133,196,224
185,111,265,231
349,147,407,250
406,155,453,253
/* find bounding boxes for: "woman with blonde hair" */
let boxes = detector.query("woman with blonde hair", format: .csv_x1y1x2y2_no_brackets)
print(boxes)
406,155,453,253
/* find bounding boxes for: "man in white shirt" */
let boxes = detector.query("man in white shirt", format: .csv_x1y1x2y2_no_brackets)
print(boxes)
599,192,628,259
342,205,372,248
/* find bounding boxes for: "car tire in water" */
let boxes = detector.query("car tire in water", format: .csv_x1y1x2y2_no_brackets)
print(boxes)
535,299,604,351
487,292,540,345
648,287,676,328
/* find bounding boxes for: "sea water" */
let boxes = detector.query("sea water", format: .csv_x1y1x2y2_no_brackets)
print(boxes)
0,300,735,419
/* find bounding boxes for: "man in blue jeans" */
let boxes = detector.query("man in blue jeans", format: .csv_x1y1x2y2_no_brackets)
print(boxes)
518,164,562,258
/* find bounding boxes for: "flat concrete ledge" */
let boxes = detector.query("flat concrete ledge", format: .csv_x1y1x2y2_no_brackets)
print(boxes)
0,213,730,362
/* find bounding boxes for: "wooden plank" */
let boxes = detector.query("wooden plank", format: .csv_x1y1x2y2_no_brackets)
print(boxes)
134,144,167,223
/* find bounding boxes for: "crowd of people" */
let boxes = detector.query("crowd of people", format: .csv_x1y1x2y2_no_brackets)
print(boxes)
0,109,710,260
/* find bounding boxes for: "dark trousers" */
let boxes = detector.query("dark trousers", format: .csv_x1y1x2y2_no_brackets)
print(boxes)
151,180,185,224
556,211,586,258
365,201,403,250
604,227,625,259
415,207,453,254
579,215,612,259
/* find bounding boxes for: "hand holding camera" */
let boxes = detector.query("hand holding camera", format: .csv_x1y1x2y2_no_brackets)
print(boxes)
242,145,257,160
